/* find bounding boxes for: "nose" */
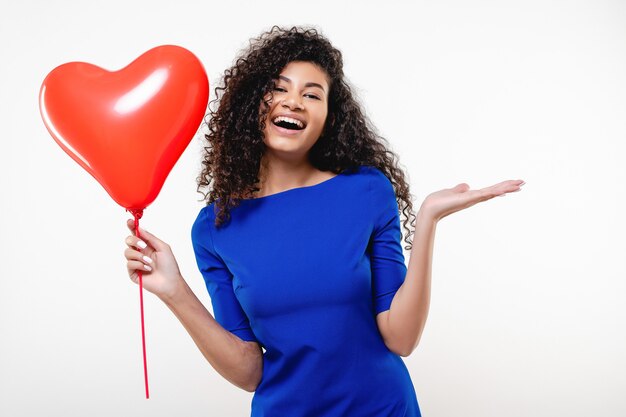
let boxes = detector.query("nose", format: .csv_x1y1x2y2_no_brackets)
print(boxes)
281,94,304,110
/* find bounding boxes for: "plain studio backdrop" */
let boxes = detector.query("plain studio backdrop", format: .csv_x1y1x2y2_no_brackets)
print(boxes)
1,0,624,416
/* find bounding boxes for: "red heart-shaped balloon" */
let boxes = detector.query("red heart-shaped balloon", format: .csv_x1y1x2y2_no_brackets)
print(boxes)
39,45,209,213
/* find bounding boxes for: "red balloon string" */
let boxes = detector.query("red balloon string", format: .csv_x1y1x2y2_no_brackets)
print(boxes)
128,208,150,399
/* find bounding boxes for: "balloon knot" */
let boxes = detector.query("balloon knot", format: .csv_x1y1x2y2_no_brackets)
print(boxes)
126,208,144,220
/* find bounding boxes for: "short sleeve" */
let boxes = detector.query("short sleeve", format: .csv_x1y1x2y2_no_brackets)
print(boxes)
191,206,259,343
368,169,408,315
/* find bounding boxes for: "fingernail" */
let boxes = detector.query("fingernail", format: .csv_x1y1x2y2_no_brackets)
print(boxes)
144,264,152,271
137,240,147,249
143,255,153,264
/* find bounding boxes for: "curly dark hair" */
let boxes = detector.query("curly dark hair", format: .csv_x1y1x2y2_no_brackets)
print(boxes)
196,25,417,250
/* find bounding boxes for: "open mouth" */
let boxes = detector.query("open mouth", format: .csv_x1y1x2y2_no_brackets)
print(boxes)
272,116,306,131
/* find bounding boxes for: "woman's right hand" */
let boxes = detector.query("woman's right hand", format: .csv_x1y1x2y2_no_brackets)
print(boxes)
124,219,185,301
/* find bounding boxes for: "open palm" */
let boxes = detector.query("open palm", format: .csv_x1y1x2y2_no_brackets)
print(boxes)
421,179,525,222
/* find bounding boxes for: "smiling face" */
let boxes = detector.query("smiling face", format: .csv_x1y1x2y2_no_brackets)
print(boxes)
260,61,330,161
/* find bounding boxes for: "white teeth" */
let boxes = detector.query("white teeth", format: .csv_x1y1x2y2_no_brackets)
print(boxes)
273,116,305,128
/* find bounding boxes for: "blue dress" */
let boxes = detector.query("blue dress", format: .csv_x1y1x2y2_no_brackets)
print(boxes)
191,165,421,417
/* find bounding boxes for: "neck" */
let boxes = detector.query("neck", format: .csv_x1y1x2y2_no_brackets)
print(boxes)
255,154,320,197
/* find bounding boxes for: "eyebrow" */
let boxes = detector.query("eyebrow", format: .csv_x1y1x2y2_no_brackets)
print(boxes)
278,75,326,93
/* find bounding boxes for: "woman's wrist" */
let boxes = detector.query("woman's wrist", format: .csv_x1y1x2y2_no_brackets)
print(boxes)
159,275,190,306
417,203,440,225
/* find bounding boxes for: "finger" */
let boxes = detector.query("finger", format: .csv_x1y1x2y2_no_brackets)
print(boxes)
471,188,497,202
125,234,149,251
127,218,134,229
126,218,151,236
511,180,526,191
496,181,523,194
472,180,522,199
493,184,521,197
135,227,169,251
127,218,141,233
127,259,153,275
452,183,470,192
497,180,524,190
126,218,168,251
124,247,154,266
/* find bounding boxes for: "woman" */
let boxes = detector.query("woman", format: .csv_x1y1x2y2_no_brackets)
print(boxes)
123,25,524,416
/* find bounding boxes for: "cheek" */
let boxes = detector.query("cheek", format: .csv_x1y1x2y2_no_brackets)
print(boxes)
314,113,329,131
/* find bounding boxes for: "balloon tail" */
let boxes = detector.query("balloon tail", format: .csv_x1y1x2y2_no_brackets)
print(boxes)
128,208,150,399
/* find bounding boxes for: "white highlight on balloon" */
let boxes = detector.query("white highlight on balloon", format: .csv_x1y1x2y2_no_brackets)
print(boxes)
113,68,168,114
40,85,92,169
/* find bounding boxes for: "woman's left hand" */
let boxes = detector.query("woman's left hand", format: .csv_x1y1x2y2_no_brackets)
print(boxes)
420,179,525,222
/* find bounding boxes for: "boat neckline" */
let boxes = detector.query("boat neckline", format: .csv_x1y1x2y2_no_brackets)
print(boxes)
239,170,350,202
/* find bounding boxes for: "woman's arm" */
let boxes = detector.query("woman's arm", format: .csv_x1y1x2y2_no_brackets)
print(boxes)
377,180,525,356
124,220,263,392
161,278,263,392
377,208,436,357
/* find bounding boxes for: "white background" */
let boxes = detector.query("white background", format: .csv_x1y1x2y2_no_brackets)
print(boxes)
1,0,625,416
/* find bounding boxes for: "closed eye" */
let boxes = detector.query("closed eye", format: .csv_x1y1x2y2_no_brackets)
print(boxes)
272,87,320,100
